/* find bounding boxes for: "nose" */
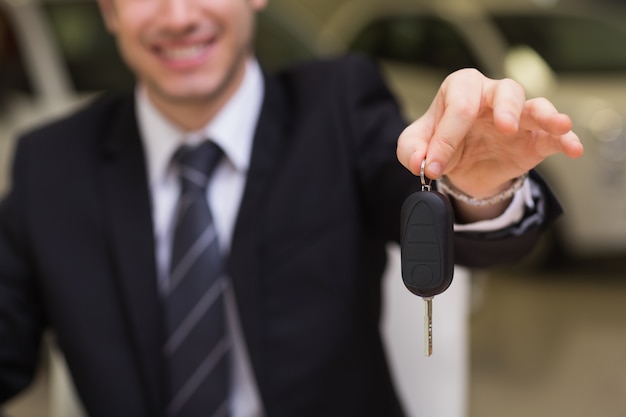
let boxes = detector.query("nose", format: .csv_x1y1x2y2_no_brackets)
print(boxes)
159,0,197,31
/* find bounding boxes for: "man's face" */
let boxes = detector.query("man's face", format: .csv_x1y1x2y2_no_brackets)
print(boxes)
99,0,266,109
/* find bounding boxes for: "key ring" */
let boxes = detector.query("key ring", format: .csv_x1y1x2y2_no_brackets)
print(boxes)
420,160,431,191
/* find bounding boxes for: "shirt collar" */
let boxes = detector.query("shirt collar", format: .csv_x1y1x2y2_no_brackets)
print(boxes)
137,58,265,187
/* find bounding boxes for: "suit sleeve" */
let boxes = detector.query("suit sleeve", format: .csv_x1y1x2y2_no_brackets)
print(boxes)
340,55,563,268
0,139,46,403
452,170,563,267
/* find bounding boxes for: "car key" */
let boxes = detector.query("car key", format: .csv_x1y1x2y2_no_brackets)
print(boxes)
400,160,454,356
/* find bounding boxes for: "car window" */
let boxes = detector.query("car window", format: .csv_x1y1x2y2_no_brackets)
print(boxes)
41,0,134,91
347,15,481,73
0,7,33,105
493,14,626,74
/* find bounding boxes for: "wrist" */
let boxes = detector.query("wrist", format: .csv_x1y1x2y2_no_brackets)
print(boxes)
437,173,528,207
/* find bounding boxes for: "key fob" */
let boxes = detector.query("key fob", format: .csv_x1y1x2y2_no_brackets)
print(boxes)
400,190,454,298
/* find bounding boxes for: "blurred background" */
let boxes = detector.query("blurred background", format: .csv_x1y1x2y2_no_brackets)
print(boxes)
2,0,626,415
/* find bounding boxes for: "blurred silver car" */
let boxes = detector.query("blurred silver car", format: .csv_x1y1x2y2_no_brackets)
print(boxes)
3,0,626,259
270,0,626,259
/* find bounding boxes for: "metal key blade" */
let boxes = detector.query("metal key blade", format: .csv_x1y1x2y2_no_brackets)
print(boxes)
424,296,433,356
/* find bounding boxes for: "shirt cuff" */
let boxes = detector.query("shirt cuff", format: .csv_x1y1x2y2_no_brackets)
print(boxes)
438,177,535,232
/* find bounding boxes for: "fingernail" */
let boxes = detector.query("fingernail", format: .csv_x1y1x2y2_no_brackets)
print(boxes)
428,162,443,178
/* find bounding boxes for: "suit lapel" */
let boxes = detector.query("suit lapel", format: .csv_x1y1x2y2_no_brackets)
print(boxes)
98,95,165,415
228,73,288,397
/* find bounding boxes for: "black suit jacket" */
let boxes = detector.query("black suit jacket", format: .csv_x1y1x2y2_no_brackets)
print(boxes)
0,55,561,416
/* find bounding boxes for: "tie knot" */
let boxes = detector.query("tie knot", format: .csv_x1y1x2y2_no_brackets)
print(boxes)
175,141,223,192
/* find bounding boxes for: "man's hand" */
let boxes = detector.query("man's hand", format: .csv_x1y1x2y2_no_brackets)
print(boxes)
397,68,584,203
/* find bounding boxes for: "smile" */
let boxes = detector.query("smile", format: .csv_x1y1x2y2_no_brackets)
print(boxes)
160,43,209,61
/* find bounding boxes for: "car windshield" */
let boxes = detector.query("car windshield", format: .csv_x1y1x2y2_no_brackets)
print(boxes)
348,15,481,73
492,14,626,74
347,10,626,76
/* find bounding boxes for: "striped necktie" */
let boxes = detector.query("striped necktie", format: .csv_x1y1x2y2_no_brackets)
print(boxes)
164,141,230,417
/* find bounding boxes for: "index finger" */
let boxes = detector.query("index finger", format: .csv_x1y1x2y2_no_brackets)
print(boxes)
425,72,526,178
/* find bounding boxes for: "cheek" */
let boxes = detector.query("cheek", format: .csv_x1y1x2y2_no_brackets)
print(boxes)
112,2,155,34
111,7,155,56
230,7,256,47
250,0,268,12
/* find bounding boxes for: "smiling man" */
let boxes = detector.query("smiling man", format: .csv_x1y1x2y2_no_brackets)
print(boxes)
0,0,582,416
99,0,265,130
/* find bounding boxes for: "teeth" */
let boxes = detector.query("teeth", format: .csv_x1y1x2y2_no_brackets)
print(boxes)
162,44,206,60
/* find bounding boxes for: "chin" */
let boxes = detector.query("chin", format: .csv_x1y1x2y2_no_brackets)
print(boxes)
156,80,219,102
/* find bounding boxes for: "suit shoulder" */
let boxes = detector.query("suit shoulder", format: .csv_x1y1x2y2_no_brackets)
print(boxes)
19,90,134,147
280,54,378,73
269,54,397,110
278,54,384,83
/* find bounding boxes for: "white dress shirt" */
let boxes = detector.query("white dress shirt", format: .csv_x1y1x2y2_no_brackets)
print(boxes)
136,57,533,417
138,59,265,417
